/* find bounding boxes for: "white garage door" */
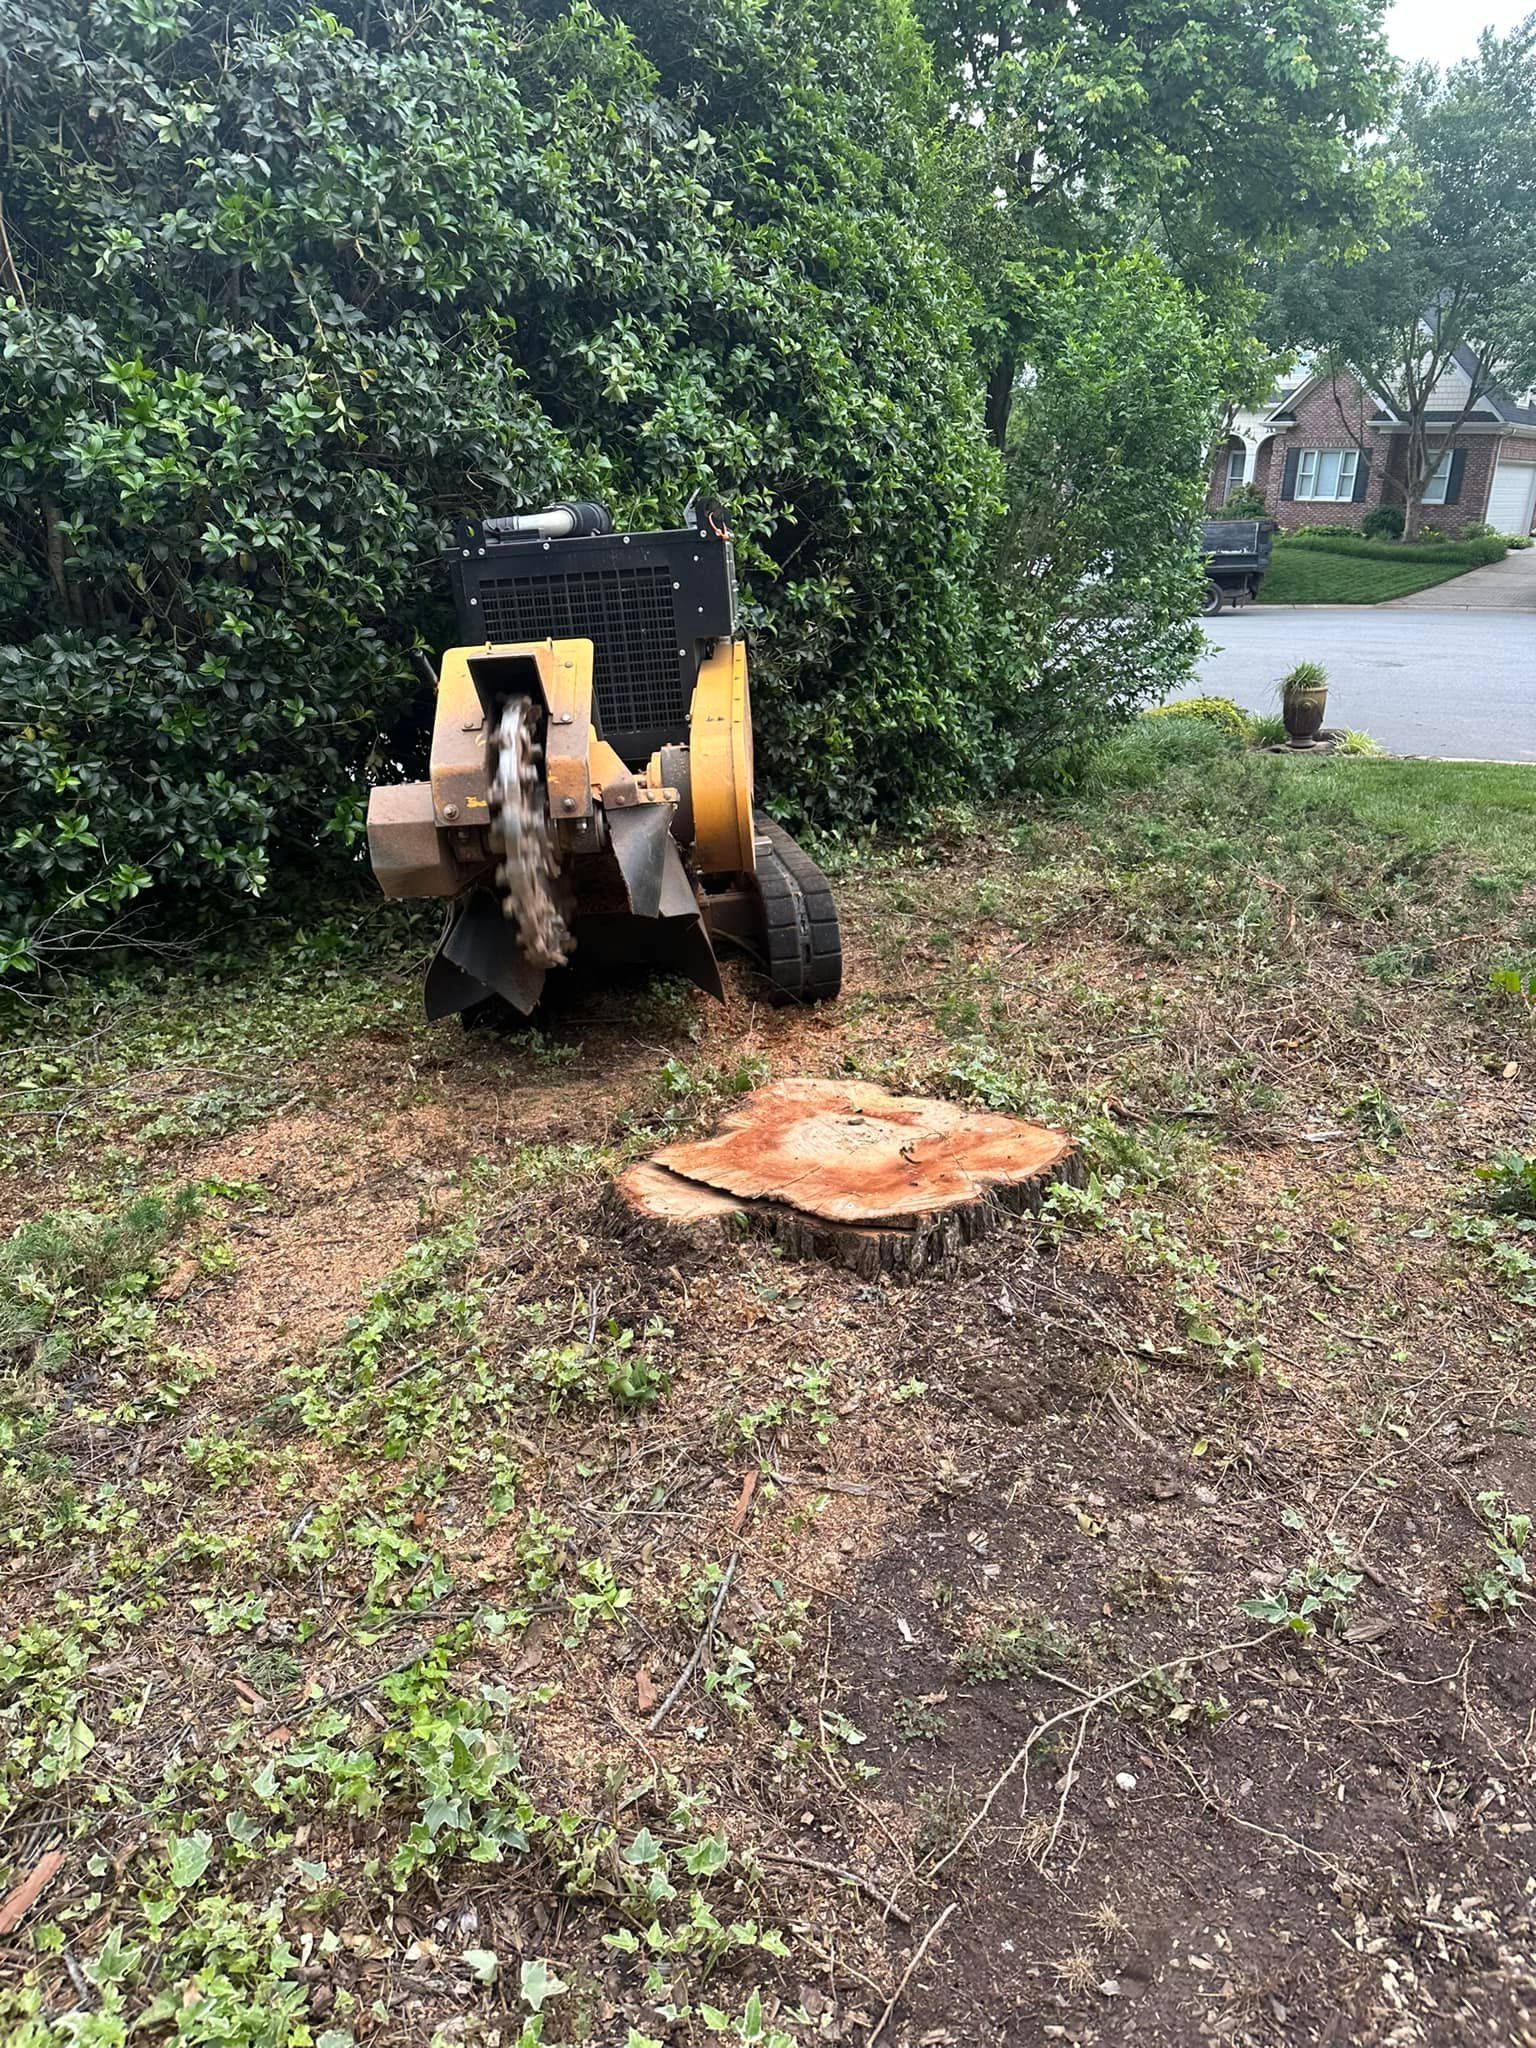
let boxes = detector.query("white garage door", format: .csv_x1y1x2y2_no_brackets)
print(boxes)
1486,459,1536,535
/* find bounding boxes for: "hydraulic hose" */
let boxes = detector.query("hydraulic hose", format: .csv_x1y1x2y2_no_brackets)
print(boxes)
482,501,613,541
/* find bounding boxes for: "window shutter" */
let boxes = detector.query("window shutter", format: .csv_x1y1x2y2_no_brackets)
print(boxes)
1281,449,1299,501
1445,448,1467,506
1352,455,1371,503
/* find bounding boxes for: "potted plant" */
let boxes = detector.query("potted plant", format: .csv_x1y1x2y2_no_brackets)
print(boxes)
1280,661,1328,745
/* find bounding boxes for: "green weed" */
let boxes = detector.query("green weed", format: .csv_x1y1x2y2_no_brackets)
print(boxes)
724,1362,834,1448
0,1187,201,1374
1240,1541,1362,1639
1463,1491,1530,1618
524,1318,673,1414
1115,1666,1230,1729
1448,1214,1536,1306
954,1615,1077,1683
1353,1086,1405,1146
1475,1152,1536,1220
893,1693,947,1741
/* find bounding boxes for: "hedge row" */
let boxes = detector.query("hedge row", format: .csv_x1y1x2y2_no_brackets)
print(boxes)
1280,532,1509,565
0,0,1008,966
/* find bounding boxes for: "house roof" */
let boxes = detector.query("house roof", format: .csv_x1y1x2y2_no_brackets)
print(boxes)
1261,337,1536,434
1452,342,1536,427
1259,367,1399,427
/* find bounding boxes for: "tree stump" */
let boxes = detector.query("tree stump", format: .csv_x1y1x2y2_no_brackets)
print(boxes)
611,1077,1078,1278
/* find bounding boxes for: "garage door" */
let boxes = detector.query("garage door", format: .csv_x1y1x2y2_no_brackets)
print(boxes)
1486,460,1536,535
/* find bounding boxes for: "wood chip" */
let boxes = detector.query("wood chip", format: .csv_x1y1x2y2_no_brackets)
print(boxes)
0,1850,65,1934
728,1469,758,1535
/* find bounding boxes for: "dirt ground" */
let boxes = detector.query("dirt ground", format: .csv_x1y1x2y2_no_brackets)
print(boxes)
3,752,1535,2048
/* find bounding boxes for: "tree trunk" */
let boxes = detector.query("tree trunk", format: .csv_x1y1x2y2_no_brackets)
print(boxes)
1403,495,1422,543
984,355,1016,452
611,1077,1079,1280
42,499,80,620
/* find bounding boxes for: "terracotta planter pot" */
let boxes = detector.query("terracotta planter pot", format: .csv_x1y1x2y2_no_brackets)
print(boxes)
1283,688,1328,743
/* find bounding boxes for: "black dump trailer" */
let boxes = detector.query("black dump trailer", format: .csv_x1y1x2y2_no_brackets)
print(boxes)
1201,519,1275,615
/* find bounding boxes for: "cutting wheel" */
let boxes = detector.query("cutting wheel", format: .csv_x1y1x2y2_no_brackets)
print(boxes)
488,696,571,969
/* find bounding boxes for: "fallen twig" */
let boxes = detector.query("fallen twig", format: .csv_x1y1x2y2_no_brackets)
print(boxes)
1306,1309,1395,1350
758,1848,911,1926
1040,1707,1091,1872
928,1628,1278,1881
763,1466,881,1499
1160,1744,1354,1878
1104,1386,1162,1452
649,1553,738,1731
868,1900,958,2045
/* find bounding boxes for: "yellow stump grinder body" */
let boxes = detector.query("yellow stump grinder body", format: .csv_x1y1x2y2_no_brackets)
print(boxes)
367,499,841,1019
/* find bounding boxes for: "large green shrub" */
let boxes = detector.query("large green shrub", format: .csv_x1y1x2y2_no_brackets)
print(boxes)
1144,697,1253,742
1218,483,1267,519
997,253,1220,773
0,0,1001,966
1361,503,1405,540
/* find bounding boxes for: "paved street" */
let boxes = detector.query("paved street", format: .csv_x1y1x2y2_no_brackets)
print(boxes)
1187,608,1536,761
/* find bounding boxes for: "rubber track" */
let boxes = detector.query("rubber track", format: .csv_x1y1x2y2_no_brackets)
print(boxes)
752,811,842,1003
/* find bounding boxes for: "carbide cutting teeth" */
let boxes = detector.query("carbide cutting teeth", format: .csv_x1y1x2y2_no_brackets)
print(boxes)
486,697,573,969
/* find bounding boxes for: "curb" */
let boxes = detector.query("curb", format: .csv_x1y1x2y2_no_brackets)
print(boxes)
1242,601,1536,614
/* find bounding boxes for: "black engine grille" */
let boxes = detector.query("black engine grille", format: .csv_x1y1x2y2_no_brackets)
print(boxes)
476,565,687,740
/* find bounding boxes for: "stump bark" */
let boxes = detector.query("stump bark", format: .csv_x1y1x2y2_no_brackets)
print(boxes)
611,1077,1078,1278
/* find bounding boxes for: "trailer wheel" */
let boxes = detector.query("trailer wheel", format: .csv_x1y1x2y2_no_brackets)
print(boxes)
1200,581,1225,617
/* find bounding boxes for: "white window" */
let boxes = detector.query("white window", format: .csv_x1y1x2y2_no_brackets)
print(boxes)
1224,447,1246,497
1295,448,1359,502
1421,448,1455,505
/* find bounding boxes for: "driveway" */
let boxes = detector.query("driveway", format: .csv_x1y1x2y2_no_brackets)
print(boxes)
1186,609,1536,761
1383,542,1536,610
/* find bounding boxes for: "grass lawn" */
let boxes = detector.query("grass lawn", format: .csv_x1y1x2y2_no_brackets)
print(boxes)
5,723,1536,2046
1282,755,1536,874
1257,543,1482,604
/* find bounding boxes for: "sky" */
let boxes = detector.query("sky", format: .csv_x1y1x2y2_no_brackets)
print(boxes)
1385,0,1530,68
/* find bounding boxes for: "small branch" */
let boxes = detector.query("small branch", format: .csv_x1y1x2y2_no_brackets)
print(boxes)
727,1468,758,1535
0,189,27,310
928,1628,1278,1880
1039,1707,1091,1872
758,1848,911,1926
1104,1386,1162,1452
763,1465,879,1499
648,1553,738,1731
868,1900,958,2046
1161,1744,1354,1879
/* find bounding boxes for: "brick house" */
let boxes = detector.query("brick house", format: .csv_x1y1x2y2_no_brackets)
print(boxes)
1208,350,1536,536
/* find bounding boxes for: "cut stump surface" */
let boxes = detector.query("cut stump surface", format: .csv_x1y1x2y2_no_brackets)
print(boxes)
613,1077,1077,1277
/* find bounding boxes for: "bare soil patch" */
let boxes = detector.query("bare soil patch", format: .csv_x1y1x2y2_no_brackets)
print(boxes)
4,759,1535,2048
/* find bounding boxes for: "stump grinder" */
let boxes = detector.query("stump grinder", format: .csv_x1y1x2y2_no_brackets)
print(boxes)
367,499,841,1021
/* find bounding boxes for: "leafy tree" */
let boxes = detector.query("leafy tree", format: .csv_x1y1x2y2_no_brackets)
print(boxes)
1264,20,1536,537
999,253,1220,762
917,0,1398,446
0,0,1001,966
